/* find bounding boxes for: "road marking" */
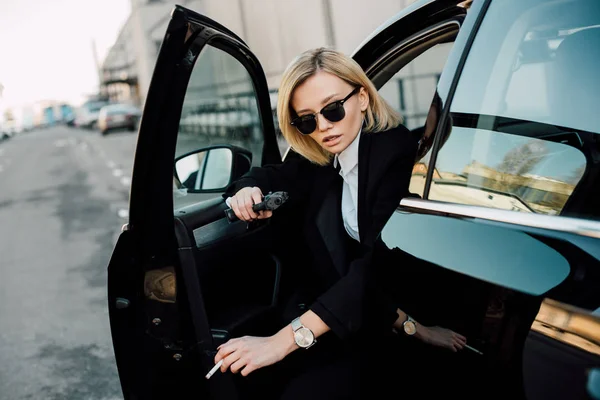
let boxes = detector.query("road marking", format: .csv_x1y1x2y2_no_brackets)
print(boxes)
117,208,129,219
54,140,68,147
120,176,131,186
107,160,116,169
112,169,123,177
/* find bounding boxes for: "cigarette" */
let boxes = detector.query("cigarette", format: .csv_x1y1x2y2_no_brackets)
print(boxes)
464,344,483,355
205,360,224,379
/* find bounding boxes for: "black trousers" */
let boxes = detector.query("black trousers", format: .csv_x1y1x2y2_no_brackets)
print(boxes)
233,330,405,400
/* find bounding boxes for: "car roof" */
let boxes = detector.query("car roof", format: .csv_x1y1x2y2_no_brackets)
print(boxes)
351,0,466,65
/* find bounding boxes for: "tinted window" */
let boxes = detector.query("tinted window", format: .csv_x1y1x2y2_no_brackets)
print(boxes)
452,0,600,134
432,0,598,217
380,212,570,296
173,44,264,209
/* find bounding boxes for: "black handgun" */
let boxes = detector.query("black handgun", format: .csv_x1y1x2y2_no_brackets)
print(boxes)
224,191,289,222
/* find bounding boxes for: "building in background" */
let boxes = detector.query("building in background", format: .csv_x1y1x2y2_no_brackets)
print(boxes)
104,2,435,103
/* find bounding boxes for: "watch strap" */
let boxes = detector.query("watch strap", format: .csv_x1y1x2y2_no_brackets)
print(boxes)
291,316,302,331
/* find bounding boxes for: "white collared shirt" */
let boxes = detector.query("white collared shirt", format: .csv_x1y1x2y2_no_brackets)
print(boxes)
226,129,362,243
334,129,361,242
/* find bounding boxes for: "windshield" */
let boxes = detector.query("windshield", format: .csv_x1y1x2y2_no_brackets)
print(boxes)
430,0,598,217
452,0,599,133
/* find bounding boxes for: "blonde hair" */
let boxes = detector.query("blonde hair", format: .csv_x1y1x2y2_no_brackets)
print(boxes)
277,47,402,165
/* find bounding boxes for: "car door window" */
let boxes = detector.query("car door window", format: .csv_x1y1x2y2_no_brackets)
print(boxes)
378,39,456,198
173,44,263,208
431,0,597,217
378,42,454,131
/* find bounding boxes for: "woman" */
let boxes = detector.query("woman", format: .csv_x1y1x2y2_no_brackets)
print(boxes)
215,47,466,399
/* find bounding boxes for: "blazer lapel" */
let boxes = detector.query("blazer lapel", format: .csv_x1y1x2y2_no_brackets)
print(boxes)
306,163,346,280
357,131,372,244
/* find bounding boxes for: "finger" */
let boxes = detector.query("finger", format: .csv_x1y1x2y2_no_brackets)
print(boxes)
230,358,247,374
237,196,253,220
231,197,248,221
241,362,256,377
216,338,241,361
257,210,273,220
251,187,263,206
456,333,467,342
215,346,235,363
222,352,241,373
243,195,258,219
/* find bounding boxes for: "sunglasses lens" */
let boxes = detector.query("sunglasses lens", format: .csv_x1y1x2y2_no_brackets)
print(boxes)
321,102,345,122
294,116,317,135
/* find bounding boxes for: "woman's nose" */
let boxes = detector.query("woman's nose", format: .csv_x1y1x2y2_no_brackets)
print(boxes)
316,113,333,131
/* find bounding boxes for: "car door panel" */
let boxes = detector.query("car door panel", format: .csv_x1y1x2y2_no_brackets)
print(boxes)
379,197,600,399
174,204,282,337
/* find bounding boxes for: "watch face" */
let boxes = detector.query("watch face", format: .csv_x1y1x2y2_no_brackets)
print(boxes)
403,321,417,336
294,327,315,348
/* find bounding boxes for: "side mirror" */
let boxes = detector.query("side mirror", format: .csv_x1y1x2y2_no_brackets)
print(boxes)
174,145,252,193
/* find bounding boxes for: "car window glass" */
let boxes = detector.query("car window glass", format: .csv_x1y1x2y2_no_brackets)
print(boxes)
434,0,596,217
380,212,570,296
173,44,263,209
378,41,455,198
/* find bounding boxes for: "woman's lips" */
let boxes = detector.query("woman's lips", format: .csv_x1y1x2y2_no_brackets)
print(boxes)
323,134,342,147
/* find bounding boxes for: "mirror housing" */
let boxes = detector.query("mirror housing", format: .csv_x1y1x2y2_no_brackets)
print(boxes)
174,145,252,193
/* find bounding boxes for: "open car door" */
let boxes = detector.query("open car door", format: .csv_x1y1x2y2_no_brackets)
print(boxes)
107,5,284,399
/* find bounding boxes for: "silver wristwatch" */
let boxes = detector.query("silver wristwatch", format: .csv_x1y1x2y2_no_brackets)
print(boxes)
291,317,316,349
403,314,417,336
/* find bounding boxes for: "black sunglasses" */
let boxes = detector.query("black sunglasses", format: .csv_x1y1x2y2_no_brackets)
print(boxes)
290,87,360,135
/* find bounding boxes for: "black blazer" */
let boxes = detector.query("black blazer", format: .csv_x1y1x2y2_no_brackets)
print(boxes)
223,124,419,341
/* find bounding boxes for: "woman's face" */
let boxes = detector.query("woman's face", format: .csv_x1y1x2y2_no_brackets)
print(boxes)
290,71,368,154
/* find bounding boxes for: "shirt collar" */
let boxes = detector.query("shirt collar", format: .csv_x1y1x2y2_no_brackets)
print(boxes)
334,128,361,177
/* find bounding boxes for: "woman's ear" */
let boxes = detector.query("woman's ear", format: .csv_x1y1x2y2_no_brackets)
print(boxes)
359,87,369,112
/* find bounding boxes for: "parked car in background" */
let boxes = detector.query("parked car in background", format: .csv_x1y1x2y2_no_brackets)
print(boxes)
75,99,111,129
97,103,142,136
107,0,600,399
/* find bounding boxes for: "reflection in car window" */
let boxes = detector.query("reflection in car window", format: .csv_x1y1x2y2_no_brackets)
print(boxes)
202,148,233,190
434,0,597,216
380,212,570,296
430,126,585,214
173,44,264,209
379,42,454,131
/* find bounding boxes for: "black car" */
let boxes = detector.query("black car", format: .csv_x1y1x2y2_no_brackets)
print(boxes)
107,0,600,398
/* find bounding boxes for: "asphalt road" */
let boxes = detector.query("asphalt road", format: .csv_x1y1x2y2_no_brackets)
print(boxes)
0,125,136,400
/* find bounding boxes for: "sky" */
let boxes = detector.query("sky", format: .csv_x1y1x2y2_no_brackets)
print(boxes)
0,0,131,110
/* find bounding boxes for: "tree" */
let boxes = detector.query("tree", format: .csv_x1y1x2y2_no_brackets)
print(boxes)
496,139,549,176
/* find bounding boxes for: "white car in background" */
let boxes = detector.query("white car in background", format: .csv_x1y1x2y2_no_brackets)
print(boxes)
97,103,142,136
75,99,111,129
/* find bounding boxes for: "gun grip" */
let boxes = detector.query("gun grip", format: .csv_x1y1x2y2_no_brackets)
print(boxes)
224,208,238,222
